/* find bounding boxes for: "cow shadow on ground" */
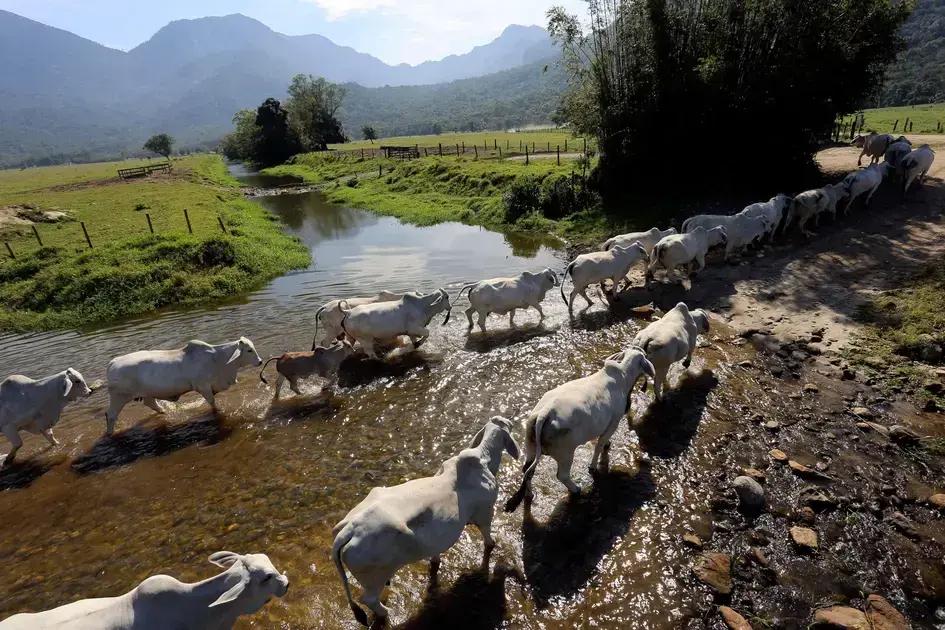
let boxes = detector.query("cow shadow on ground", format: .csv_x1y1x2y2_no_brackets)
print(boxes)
337,353,433,389
633,369,718,458
399,565,523,630
0,452,67,491
569,293,661,333
71,414,231,475
520,465,656,607
464,324,557,354
263,389,337,423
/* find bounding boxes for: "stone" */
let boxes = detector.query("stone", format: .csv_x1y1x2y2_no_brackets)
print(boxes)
865,594,910,630
928,494,945,510
814,606,869,629
804,383,820,393
923,399,939,413
739,360,753,368
770,448,788,462
683,533,704,548
886,511,921,540
790,526,818,550
789,460,814,475
841,368,856,381
889,425,921,446
850,406,873,418
765,420,781,431
750,546,769,566
924,381,943,395
733,475,766,511
798,506,817,524
800,487,837,510
719,605,753,630
692,552,732,594
743,467,766,481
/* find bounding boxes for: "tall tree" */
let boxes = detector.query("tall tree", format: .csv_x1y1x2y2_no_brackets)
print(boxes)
362,125,378,144
286,74,348,150
254,98,300,166
219,110,261,161
143,133,173,159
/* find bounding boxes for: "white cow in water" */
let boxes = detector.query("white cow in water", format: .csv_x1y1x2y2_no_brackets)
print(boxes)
104,337,262,434
332,417,520,625
459,269,558,333
560,243,649,315
0,368,92,467
339,289,452,359
312,291,404,349
0,552,288,630
632,302,710,401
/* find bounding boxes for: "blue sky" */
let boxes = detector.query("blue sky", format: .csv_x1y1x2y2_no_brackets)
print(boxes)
0,0,586,65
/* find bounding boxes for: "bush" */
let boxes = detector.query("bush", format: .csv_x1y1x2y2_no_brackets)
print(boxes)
503,177,542,222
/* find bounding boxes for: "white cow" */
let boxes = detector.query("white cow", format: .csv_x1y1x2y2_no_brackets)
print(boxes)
842,163,888,210
786,182,848,236
646,226,727,282
459,269,558,333
560,243,649,314
720,214,769,260
332,416,520,625
901,144,936,194
0,368,92,467
740,194,793,240
854,133,896,166
633,302,710,401
884,138,913,169
312,291,403,349
602,227,677,258
504,348,655,511
340,289,451,359
105,337,262,434
0,552,288,630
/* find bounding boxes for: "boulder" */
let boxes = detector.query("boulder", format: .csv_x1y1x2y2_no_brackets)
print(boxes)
692,552,732,595
733,475,766,511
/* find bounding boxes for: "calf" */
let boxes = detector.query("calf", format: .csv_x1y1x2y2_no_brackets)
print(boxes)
646,226,727,283
786,182,848,236
602,227,677,258
632,302,710,401
854,132,896,166
340,289,451,359
0,552,288,630
842,163,888,211
459,268,557,333
332,417,520,625
1,368,92,467
504,348,655,511
259,340,355,397
560,243,648,314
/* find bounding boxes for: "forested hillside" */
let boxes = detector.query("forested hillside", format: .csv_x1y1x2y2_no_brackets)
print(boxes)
880,0,945,105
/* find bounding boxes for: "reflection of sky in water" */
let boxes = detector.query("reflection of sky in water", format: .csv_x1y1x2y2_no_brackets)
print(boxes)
0,186,563,380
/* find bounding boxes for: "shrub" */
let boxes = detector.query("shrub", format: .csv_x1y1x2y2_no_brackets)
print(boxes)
503,177,542,222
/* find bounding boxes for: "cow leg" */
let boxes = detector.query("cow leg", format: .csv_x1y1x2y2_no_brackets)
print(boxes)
2,427,22,467
105,393,132,435
360,338,378,360
533,303,545,322
477,312,488,333
273,375,285,400
474,518,496,570
289,378,303,396
42,428,59,447
358,568,393,621
508,309,517,328
554,452,580,494
567,290,578,315
653,366,669,401
866,184,880,206
465,306,476,331
197,386,217,410
142,397,165,414
579,288,594,308
590,418,621,472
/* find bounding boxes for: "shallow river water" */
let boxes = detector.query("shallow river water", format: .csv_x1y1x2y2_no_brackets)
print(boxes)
0,167,755,628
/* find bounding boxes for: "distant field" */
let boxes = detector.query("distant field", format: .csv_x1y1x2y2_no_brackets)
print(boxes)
332,129,591,153
0,155,308,331
843,103,945,135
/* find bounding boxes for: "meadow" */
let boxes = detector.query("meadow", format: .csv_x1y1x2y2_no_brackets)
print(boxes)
0,155,309,332
331,129,590,153
843,102,945,135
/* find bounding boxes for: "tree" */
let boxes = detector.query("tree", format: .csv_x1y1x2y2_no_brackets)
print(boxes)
219,110,261,161
254,98,300,166
548,0,912,197
362,125,378,143
286,74,348,151
143,133,173,159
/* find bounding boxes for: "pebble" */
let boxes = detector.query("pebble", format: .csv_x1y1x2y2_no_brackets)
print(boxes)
886,511,921,540
788,460,814,475
814,606,868,629
798,506,817,524
733,476,766,511
850,406,873,418
719,605,753,630
790,525,818,550
764,420,781,431
743,467,766,482
692,552,732,595
928,494,945,510
770,448,788,462
750,546,769,566
889,425,921,445
866,594,910,630
683,533,704,548
803,383,819,393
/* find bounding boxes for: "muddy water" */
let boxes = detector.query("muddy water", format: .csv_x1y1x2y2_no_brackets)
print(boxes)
0,169,754,628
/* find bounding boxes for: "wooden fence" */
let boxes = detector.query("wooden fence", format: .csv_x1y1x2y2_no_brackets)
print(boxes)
331,137,591,162
117,162,172,180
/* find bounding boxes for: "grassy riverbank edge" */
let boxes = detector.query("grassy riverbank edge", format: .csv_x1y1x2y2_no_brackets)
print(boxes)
0,155,310,333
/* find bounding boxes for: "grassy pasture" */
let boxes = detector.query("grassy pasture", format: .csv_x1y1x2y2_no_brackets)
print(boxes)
0,155,309,332
843,102,945,135
331,129,590,153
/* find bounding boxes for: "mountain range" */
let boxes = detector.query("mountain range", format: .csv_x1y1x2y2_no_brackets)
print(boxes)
0,10,561,166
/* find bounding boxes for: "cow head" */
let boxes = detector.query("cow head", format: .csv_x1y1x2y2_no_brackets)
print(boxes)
62,368,92,400
227,337,263,368
707,226,728,247
207,552,289,614
471,416,521,463
691,308,711,334
605,348,656,393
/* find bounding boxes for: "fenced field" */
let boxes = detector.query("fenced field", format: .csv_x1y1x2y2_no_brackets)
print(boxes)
331,129,592,157
840,102,945,136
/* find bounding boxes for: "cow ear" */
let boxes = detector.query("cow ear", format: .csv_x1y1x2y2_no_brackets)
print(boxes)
504,432,521,460
208,571,250,608
209,551,242,568
62,374,73,398
226,347,241,365
469,426,487,448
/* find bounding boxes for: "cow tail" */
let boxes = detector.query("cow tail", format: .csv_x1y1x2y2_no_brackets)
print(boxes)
456,283,478,305
258,356,279,385
681,217,693,233
313,305,328,349
332,524,369,626
338,300,352,340
504,413,546,513
560,263,576,306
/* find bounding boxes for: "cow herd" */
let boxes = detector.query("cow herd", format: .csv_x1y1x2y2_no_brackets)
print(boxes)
0,137,938,628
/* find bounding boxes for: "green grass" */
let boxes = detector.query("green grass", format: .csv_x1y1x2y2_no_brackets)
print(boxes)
331,129,591,153
843,102,945,135
846,261,945,409
0,155,310,332
264,151,608,242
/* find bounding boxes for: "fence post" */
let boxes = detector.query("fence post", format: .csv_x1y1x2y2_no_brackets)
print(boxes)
547,142,550,152
525,146,529,166
456,144,460,156
438,143,443,156
81,222,93,248
494,139,497,150
379,164,383,177
183,209,193,234
218,217,228,234
146,213,154,233
893,119,899,132
565,139,568,152
31,225,43,247
498,147,502,158
361,148,365,159
557,145,561,166
474,145,478,159
424,147,428,157
4,242,14,259
462,142,465,153
583,138,587,155
506,139,509,150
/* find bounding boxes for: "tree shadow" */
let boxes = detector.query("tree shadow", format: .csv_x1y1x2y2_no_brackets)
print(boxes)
71,414,231,475
463,324,557,354
399,565,522,630
336,353,433,388
633,369,718,458
521,466,656,607
0,452,67,491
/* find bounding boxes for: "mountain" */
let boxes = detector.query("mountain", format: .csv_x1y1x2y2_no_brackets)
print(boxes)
0,10,560,166
879,0,945,106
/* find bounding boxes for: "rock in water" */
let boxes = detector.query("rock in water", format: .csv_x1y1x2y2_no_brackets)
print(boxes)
692,552,732,595
790,526,819,550
814,606,869,629
733,475,766,511
865,594,910,630
719,605,753,630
